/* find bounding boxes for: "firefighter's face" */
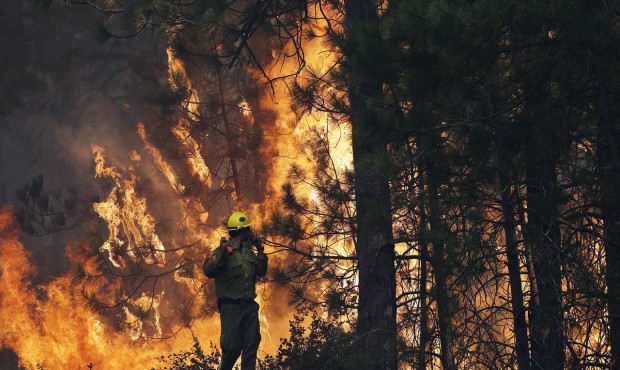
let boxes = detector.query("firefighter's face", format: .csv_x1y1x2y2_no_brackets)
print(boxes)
239,227,251,241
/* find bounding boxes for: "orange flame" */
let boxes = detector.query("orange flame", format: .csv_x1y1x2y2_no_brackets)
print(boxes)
0,206,224,369
92,145,166,267
166,45,213,190
137,122,185,195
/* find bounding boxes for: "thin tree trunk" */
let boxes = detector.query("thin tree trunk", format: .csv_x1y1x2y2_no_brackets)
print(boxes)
500,178,531,370
344,1,397,369
420,134,455,370
525,143,565,370
417,245,429,370
426,168,455,370
416,168,430,370
515,186,540,311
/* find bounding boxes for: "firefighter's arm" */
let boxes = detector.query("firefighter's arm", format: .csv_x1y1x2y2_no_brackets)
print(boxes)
253,236,268,277
256,250,268,277
203,246,226,278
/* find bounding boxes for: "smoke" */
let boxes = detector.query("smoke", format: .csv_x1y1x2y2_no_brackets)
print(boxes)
0,1,150,284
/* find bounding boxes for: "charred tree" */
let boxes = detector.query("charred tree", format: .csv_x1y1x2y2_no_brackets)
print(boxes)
420,135,455,370
344,1,397,369
417,186,430,370
524,122,565,370
500,177,531,370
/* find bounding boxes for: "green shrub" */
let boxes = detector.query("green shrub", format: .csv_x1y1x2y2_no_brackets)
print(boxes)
157,309,354,370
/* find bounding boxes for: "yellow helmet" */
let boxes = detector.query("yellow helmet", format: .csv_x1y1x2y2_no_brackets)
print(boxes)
227,211,252,231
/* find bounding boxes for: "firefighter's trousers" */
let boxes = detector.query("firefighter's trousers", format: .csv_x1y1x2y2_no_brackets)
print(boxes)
218,299,261,370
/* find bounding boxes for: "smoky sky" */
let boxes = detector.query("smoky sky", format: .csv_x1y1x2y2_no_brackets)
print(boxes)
0,1,169,275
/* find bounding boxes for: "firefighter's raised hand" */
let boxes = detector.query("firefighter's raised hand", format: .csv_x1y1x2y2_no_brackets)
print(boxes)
220,237,232,255
249,230,263,252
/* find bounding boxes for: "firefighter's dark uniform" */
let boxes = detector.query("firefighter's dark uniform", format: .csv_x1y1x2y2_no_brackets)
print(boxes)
203,239,268,370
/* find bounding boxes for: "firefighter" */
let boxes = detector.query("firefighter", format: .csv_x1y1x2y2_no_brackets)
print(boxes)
203,211,268,370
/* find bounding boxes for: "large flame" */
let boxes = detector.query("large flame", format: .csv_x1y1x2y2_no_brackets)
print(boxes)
0,206,222,369
167,45,213,190
137,122,186,195
93,145,166,267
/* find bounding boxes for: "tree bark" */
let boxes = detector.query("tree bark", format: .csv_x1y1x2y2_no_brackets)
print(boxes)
419,132,455,370
417,249,430,370
416,166,430,370
344,1,397,369
500,178,531,370
525,134,565,370
425,159,455,370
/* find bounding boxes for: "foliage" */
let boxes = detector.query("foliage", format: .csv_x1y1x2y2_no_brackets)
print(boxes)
156,334,222,370
260,309,355,370
154,308,354,370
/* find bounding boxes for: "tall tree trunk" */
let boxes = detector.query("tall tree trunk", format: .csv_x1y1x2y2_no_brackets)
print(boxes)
525,132,565,370
515,186,540,311
596,62,620,370
344,1,397,369
426,163,455,370
417,244,429,370
500,178,531,370
420,133,455,370
416,167,430,370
